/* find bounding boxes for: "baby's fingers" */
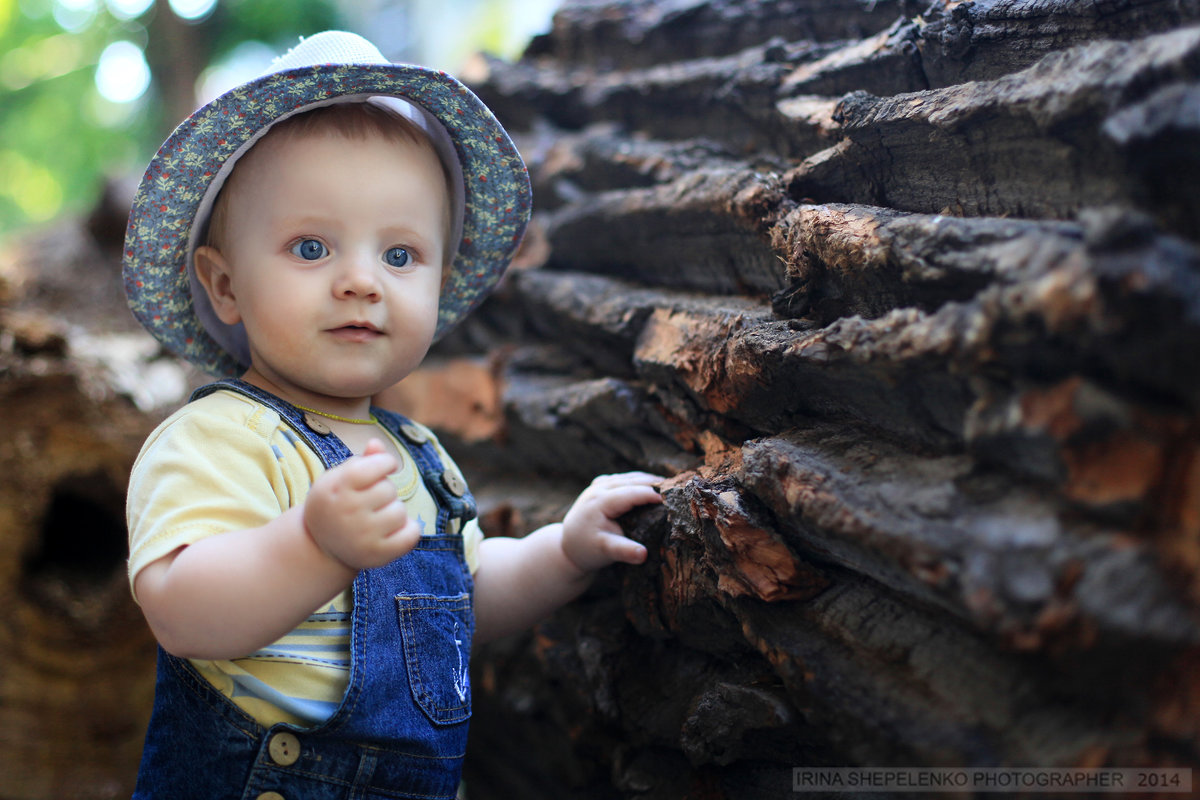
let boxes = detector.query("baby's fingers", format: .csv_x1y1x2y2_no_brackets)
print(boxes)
594,483,663,519
337,448,398,489
376,505,423,555
599,531,648,565
590,472,665,489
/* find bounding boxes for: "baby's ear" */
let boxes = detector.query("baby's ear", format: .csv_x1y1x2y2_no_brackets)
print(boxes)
193,246,242,325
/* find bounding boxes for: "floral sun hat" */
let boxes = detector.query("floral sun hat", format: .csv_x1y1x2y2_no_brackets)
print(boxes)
123,30,531,378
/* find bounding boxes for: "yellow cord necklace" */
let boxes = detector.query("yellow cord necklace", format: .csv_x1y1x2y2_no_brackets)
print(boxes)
291,402,378,425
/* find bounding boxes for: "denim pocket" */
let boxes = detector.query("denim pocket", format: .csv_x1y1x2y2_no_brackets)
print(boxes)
395,593,473,725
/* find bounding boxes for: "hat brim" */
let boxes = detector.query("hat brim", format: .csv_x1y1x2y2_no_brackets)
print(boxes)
123,63,531,378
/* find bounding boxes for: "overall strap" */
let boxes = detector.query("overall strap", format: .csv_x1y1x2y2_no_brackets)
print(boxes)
373,406,478,527
190,379,476,525
190,378,353,468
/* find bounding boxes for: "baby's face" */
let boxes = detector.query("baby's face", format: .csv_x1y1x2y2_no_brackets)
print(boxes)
210,128,449,406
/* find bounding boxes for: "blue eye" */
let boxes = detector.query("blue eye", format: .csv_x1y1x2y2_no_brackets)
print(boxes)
290,239,327,261
384,247,411,268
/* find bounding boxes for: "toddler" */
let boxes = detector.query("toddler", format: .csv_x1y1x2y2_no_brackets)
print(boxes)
123,31,660,799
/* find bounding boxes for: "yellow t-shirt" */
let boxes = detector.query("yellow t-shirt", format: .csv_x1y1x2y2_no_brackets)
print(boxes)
126,389,481,729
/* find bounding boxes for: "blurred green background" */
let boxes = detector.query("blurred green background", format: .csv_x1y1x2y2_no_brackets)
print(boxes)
0,0,557,238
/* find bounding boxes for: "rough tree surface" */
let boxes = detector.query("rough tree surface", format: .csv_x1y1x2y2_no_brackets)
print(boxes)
3,1,1199,798
0,208,190,798
431,1,1200,798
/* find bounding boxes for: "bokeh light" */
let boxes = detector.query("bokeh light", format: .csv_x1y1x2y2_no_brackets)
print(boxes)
104,0,152,20
52,0,97,32
0,0,14,37
0,149,64,222
0,33,85,91
167,0,216,22
94,40,150,103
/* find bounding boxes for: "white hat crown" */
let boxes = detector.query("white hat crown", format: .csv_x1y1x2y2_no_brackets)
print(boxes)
269,30,391,73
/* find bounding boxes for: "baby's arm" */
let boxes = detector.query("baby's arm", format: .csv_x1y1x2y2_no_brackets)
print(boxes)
135,440,421,660
471,472,662,644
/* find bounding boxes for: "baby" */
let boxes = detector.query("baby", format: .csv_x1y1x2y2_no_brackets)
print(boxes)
123,31,660,799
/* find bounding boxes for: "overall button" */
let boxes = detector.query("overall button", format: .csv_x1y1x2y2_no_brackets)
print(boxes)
268,732,301,766
399,422,428,444
302,413,331,435
442,471,467,497
256,793,285,800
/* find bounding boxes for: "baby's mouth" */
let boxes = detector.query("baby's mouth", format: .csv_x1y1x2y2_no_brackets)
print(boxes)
329,322,383,341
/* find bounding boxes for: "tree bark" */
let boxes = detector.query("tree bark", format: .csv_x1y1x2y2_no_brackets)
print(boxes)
432,1,1200,797
0,219,192,799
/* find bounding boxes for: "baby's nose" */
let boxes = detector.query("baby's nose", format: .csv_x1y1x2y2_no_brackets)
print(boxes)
335,257,382,299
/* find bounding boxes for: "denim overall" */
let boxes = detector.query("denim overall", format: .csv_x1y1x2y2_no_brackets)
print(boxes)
133,379,476,800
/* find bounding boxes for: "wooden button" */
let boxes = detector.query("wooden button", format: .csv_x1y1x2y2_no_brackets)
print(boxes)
302,413,331,435
399,422,428,444
442,471,467,497
268,731,301,766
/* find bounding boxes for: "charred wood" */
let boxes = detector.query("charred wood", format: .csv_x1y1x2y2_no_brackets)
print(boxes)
917,0,1200,88
456,1,1200,797
525,0,912,69
789,26,1200,232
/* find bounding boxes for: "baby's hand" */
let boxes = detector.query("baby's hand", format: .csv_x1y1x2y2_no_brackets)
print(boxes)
561,472,663,573
304,439,421,570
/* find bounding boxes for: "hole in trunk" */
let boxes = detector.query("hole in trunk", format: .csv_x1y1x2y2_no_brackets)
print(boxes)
25,470,127,587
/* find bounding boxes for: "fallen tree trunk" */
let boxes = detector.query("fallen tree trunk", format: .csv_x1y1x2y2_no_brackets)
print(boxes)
430,1,1200,797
